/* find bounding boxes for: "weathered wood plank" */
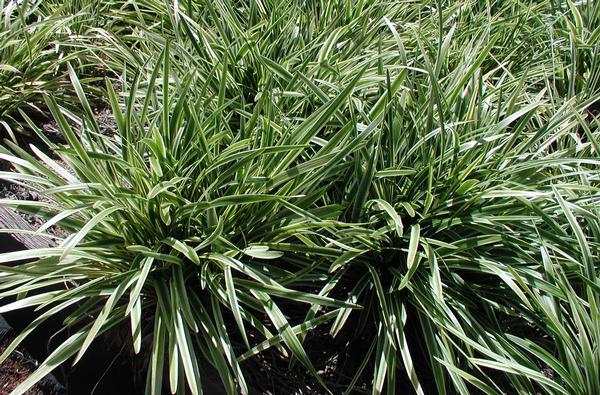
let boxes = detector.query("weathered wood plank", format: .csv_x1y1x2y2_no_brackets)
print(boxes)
0,206,57,249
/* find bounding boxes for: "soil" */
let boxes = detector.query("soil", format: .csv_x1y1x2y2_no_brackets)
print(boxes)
0,343,45,395
0,324,65,395
94,107,118,136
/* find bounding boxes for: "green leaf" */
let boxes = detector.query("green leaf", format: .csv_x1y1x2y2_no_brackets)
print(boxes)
397,224,421,290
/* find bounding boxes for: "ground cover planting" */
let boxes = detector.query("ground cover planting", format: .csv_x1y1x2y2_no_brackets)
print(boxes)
0,0,599,394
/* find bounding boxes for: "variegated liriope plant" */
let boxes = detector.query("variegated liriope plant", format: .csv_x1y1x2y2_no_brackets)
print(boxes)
0,0,599,394
0,49,369,394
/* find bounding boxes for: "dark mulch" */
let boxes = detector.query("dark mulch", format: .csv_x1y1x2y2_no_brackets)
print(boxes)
0,316,65,395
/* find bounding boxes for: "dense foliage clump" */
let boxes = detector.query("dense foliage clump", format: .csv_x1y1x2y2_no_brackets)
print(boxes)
0,0,599,394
